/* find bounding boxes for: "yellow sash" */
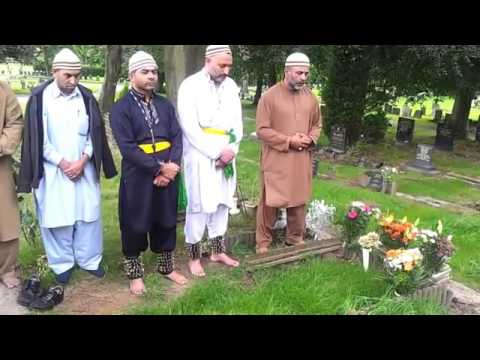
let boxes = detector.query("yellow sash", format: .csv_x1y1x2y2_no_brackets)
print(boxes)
138,141,171,154
202,127,228,136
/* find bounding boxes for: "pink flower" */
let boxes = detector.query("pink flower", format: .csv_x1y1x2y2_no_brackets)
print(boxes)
348,210,359,220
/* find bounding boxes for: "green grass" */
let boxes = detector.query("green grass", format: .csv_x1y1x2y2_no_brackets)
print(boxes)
16,102,480,315
129,259,387,315
128,258,446,315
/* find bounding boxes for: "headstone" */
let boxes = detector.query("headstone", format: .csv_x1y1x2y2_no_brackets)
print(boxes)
366,170,384,192
434,109,443,122
406,144,437,173
401,105,412,117
329,126,346,153
413,110,422,118
395,117,415,144
435,123,454,151
392,107,401,115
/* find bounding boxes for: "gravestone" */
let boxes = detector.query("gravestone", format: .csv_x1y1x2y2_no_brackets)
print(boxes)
434,110,443,122
329,126,346,153
392,107,400,115
435,123,454,151
395,117,415,144
401,105,412,117
405,144,438,174
366,170,384,192
413,110,422,118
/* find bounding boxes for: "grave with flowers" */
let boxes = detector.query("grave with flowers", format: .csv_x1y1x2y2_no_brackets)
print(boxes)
341,201,455,305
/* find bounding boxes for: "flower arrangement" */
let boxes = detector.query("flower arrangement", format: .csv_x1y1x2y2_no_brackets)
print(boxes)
385,248,423,272
380,166,398,182
358,232,382,250
383,248,428,295
306,200,336,240
378,214,418,249
417,221,455,275
343,201,380,252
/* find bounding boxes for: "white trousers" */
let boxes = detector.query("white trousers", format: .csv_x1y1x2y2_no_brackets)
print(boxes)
184,205,229,245
40,219,103,275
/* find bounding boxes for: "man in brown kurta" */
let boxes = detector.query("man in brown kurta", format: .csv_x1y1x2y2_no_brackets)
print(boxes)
255,52,322,254
0,81,23,288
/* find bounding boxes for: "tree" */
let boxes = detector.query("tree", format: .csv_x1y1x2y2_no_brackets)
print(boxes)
0,45,35,63
231,45,299,105
322,45,373,146
99,45,122,115
164,45,205,106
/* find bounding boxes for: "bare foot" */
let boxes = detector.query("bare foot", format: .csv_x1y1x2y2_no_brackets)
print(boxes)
210,253,240,267
130,278,146,296
1,272,20,289
188,259,206,277
164,271,188,285
256,247,269,255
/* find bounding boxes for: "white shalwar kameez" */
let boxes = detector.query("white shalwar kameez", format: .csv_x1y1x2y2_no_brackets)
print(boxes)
177,68,243,245
33,81,102,274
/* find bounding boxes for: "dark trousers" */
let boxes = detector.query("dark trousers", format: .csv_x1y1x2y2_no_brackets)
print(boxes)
122,223,176,258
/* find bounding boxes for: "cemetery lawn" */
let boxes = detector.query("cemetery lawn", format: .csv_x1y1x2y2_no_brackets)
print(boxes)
17,103,480,315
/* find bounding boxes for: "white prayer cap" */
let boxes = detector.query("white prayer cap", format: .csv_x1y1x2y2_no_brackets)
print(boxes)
205,45,232,58
128,51,158,74
52,48,82,71
285,52,310,68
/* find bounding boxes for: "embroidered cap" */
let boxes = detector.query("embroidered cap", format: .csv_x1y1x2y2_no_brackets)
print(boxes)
52,48,82,71
205,45,232,58
285,52,310,68
129,51,158,74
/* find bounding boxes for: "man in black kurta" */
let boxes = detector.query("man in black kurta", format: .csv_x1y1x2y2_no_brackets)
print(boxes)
110,51,188,295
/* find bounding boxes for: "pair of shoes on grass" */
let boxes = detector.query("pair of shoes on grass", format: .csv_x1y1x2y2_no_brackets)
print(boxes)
17,275,64,311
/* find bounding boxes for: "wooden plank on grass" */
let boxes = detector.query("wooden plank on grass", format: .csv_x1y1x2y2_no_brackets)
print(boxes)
245,238,340,265
247,244,343,270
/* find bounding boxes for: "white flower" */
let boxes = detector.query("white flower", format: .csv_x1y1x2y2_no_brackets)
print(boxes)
358,232,381,249
351,201,365,208
306,199,336,237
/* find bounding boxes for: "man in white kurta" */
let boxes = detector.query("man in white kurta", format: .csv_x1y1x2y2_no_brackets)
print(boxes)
177,45,243,277
33,49,104,285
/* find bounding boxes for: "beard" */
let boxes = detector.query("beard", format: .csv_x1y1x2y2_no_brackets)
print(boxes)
212,74,227,84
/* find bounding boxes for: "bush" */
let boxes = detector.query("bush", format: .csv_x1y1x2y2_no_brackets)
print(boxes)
361,111,389,143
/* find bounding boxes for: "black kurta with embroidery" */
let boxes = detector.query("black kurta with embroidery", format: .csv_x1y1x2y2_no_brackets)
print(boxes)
110,90,182,234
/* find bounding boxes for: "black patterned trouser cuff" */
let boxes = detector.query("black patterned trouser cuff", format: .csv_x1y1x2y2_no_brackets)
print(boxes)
210,236,226,255
157,251,174,275
186,243,202,260
123,256,144,280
